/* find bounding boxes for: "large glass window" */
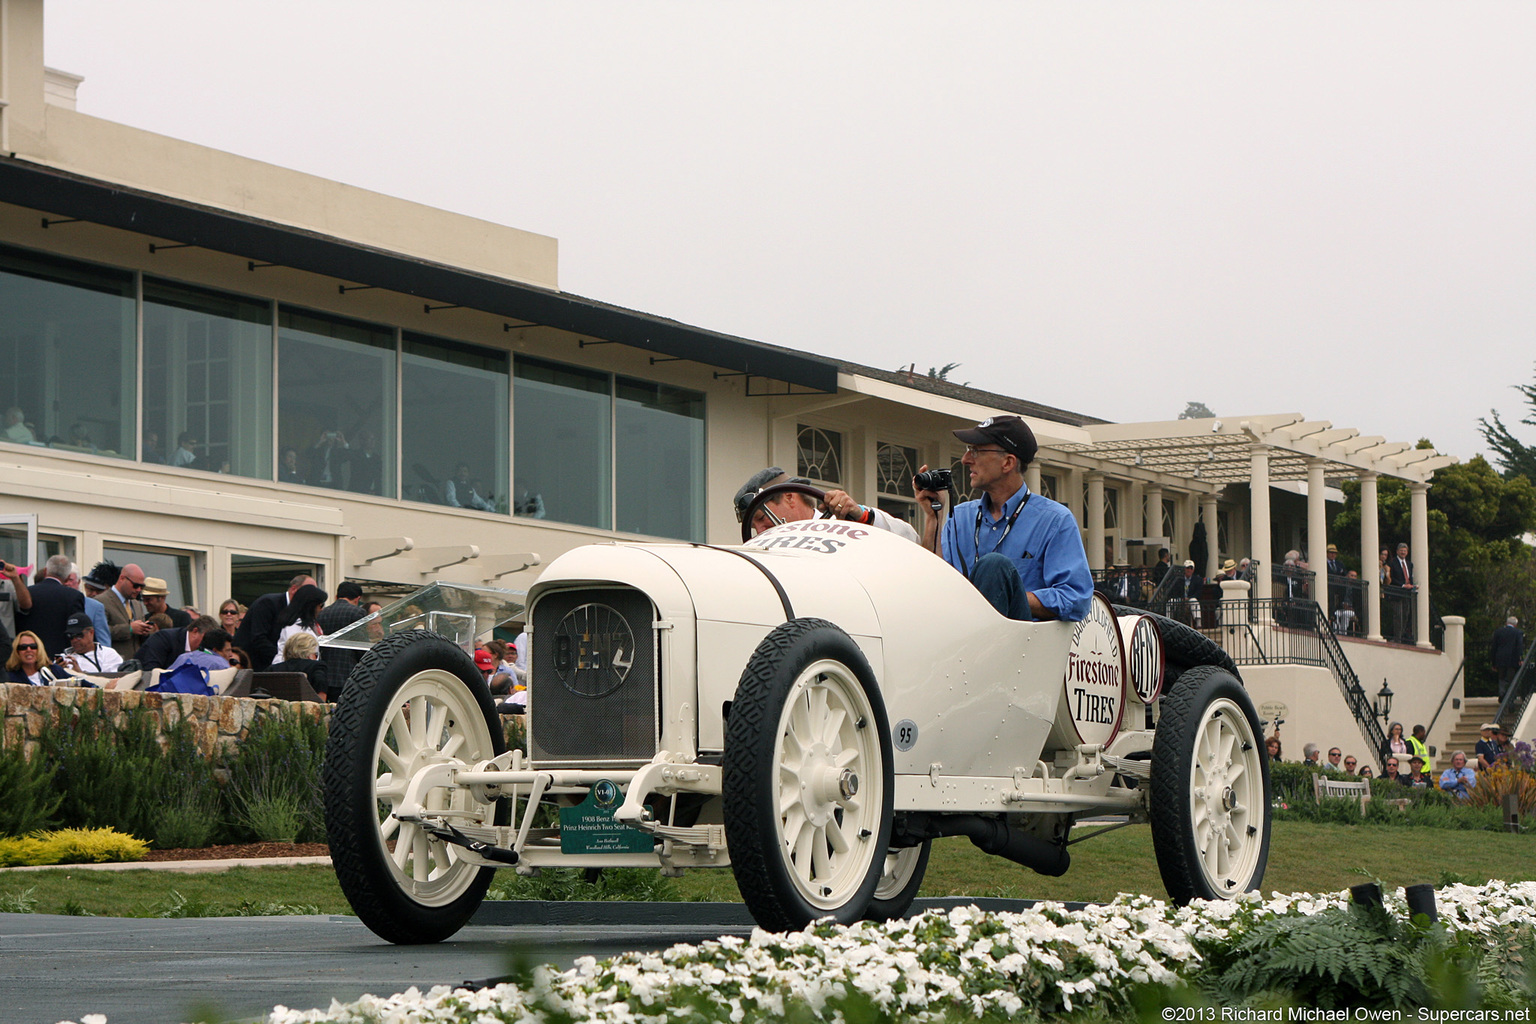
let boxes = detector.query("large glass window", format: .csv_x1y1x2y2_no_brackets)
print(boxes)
104,544,197,610
143,277,272,479
513,357,610,529
616,378,704,540
278,308,395,496
0,244,135,458
402,333,508,512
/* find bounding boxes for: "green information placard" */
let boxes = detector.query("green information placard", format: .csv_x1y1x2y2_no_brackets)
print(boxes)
558,779,654,855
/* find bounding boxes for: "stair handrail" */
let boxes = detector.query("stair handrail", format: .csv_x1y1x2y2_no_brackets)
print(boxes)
1312,603,1389,766
1494,633,1536,733
1423,656,1467,738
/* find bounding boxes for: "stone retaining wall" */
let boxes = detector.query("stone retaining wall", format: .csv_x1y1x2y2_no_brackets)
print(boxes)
1,682,330,759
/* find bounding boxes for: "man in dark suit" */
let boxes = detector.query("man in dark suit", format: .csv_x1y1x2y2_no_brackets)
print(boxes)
1387,541,1415,642
234,574,315,670
316,580,368,695
1492,616,1526,698
18,555,85,656
138,614,216,673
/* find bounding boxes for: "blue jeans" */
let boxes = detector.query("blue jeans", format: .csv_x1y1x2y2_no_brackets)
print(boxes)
970,552,1033,621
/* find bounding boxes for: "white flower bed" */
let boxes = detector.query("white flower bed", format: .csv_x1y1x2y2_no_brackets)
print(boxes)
56,882,1536,1024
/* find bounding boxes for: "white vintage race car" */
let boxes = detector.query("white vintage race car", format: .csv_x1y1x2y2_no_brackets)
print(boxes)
323,483,1272,944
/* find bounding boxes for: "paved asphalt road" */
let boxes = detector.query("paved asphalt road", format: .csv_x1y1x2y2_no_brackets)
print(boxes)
0,913,756,1024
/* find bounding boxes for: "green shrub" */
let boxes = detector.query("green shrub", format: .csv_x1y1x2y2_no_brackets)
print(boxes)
0,827,147,866
1272,761,1517,831
36,703,221,847
0,742,60,836
154,788,222,849
226,761,306,842
1202,900,1433,1008
221,711,327,843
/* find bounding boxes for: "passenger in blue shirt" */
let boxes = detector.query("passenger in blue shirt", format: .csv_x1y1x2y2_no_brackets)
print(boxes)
914,415,1093,622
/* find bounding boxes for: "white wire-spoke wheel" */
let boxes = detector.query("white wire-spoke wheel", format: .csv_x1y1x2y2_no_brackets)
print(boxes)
1150,664,1271,904
324,630,507,944
723,618,894,932
866,840,931,921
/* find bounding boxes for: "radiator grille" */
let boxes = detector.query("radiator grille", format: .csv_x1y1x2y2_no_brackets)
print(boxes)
529,587,658,763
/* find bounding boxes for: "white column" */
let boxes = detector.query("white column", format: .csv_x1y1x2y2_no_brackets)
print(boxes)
1025,461,1041,495
1360,473,1381,641
1306,458,1328,616
1145,486,1163,539
1086,472,1105,571
1065,467,1083,528
1411,481,1432,647
1200,494,1219,580
1250,445,1272,600
1219,578,1251,627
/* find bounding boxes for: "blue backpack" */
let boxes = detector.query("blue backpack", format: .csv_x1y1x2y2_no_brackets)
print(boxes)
147,661,215,695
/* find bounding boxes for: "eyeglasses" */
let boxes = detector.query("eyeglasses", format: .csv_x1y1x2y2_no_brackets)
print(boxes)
1344,760,1357,767
963,446,1008,456
125,579,145,589
220,609,239,616
15,643,36,650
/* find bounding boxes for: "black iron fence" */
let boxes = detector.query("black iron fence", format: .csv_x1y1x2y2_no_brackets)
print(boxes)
1199,599,1326,667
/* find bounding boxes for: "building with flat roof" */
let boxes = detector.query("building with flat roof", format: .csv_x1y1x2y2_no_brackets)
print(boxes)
2,0,1503,761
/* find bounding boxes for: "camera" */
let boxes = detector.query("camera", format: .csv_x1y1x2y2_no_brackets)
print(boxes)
913,467,952,493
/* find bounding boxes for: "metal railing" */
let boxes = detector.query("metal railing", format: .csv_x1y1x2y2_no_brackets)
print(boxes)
1325,573,1369,637
1494,635,1536,734
1184,596,1386,765
1380,584,1418,645
1316,608,1389,762
1202,599,1324,666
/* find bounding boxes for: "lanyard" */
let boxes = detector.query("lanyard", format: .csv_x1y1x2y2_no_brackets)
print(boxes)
963,490,1029,578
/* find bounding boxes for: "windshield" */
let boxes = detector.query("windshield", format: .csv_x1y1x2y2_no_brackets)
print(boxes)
320,581,526,654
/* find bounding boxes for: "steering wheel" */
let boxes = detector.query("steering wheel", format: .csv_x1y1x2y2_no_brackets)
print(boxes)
739,481,831,543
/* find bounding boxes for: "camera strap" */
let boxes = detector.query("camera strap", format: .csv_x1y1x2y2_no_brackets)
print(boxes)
961,489,1029,579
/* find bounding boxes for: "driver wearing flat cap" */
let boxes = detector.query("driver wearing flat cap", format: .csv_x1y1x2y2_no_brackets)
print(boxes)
733,467,919,541
915,415,1092,622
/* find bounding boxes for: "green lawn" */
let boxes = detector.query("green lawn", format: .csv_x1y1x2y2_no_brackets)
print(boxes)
1,821,1529,918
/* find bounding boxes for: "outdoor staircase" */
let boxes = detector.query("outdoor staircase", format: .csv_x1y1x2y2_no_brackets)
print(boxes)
1437,697,1501,773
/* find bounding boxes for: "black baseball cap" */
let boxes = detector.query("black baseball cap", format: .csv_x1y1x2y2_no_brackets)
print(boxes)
64,612,91,637
953,415,1039,465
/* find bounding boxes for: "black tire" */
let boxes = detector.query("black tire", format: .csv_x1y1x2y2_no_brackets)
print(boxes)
865,840,931,921
323,630,507,944
1149,664,1271,904
723,618,894,932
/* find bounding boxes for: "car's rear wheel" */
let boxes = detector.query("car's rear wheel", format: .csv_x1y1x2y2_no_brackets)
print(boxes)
1150,664,1271,903
724,618,893,932
865,840,931,921
324,630,507,944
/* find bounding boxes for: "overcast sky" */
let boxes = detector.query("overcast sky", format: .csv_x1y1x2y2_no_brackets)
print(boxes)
43,1,1536,464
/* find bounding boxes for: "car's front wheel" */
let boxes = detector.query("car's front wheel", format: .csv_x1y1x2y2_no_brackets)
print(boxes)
323,630,507,944
723,618,893,932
